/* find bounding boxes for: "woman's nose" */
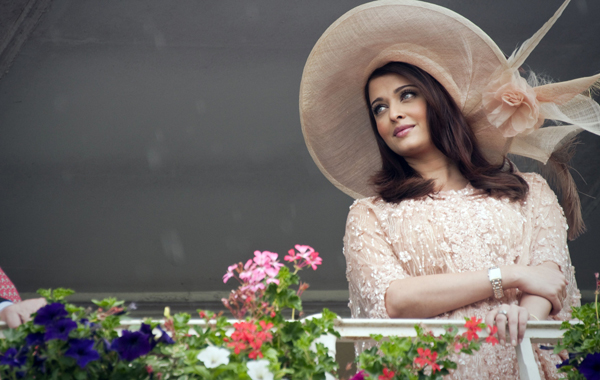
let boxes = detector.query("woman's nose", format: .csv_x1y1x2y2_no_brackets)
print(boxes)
389,104,405,121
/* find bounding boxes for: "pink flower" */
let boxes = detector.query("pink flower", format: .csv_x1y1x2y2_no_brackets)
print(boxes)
223,263,239,283
454,342,463,353
482,70,543,137
253,251,278,267
284,249,298,262
349,370,367,380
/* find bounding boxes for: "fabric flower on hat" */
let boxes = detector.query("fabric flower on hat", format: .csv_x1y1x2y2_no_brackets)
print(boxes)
482,70,543,138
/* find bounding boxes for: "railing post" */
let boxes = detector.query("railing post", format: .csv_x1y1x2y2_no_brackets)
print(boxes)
516,338,541,380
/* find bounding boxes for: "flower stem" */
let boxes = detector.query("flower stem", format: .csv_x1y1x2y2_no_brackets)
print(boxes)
595,291,599,328
291,308,295,320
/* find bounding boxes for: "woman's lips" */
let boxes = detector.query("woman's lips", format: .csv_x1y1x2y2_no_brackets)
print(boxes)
393,125,414,137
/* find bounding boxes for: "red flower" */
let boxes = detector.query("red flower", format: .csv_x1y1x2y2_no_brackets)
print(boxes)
463,317,483,341
414,348,440,373
379,367,395,380
486,325,499,346
226,320,272,358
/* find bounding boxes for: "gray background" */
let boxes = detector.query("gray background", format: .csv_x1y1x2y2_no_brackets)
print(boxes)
1,0,599,317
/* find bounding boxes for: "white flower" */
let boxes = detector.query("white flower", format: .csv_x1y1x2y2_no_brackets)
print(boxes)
325,373,337,380
246,359,274,380
197,346,230,368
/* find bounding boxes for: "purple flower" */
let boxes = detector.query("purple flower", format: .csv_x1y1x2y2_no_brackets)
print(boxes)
110,330,151,361
25,332,45,347
44,318,77,341
33,303,68,326
65,339,100,368
156,326,174,345
579,353,600,380
139,323,174,349
0,348,27,368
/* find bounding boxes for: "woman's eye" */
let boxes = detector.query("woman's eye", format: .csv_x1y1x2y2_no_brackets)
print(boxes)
400,90,417,101
372,104,386,115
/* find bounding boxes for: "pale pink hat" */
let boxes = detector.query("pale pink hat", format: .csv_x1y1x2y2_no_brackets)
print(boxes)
299,0,600,202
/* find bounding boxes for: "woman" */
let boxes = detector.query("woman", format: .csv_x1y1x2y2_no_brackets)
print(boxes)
299,0,600,378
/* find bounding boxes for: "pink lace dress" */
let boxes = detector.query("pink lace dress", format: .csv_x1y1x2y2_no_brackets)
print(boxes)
343,173,580,379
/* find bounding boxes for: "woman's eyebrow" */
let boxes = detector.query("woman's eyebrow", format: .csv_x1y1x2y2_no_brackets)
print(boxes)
370,84,415,106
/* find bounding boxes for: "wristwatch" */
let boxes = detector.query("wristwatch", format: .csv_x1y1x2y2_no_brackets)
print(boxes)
488,267,504,299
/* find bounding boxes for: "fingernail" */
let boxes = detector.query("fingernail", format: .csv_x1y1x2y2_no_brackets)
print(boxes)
512,340,516,346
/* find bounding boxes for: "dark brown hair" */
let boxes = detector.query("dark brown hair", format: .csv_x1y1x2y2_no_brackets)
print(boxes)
365,62,529,202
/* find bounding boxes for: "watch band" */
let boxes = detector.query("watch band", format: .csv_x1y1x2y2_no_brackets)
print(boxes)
488,267,504,299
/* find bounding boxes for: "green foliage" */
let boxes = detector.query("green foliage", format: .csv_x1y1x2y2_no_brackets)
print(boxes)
554,299,600,379
354,321,487,380
1,246,340,379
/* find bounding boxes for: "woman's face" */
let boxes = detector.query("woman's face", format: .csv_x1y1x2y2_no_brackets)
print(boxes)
368,73,435,160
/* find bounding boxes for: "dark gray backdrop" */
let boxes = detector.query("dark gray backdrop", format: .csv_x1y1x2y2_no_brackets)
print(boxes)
1,0,599,315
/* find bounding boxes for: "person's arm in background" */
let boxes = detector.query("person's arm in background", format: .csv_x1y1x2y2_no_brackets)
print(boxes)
0,298,47,328
0,267,47,328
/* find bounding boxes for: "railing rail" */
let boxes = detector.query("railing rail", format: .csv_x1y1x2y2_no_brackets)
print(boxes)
1,318,569,380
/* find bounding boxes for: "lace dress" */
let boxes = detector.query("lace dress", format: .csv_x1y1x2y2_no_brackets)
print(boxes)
343,173,580,379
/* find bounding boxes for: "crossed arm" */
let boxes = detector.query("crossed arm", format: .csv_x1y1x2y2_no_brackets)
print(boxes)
385,261,565,345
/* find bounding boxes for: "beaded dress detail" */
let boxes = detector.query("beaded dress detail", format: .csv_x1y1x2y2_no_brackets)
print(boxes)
343,173,580,379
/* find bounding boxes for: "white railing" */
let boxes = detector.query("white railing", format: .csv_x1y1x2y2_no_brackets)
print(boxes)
0,318,567,380
334,319,566,380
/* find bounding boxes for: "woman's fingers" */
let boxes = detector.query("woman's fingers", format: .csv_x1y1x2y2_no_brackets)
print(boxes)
517,308,529,344
494,307,508,345
506,307,519,346
488,304,529,346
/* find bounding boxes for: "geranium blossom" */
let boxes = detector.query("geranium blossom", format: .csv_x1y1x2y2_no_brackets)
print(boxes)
197,346,230,368
454,342,464,353
485,325,499,346
463,317,483,341
224,320,273,359
379,367,394,380
246,359,274,380
285,245,322,270
414,347,440,373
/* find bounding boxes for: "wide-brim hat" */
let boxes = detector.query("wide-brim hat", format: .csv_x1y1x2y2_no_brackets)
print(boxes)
299,0,600,200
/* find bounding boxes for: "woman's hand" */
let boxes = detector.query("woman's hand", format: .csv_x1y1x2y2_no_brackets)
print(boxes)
485,304,529,346
503,262,566,315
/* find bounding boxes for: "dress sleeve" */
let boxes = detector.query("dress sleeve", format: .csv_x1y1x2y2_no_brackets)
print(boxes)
343,199,408,319
526,173,581,315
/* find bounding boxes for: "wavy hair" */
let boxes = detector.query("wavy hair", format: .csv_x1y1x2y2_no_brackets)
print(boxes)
365,62,529,202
